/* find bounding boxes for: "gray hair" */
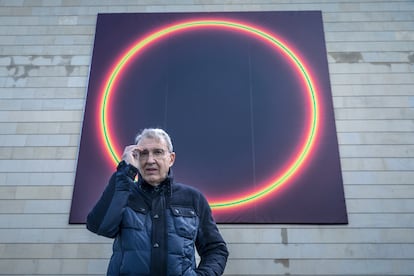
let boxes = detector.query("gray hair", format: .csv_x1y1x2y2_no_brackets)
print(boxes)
134,128,174,152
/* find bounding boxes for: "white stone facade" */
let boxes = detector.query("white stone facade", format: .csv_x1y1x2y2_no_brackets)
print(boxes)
0,0,413,275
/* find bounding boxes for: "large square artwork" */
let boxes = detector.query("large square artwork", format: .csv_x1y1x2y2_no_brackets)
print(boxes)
70,11,348,224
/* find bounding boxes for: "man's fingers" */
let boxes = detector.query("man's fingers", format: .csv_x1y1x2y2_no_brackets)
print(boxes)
122,145,143,167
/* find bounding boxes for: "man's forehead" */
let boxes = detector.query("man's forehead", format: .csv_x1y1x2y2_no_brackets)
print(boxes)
137,137,167,148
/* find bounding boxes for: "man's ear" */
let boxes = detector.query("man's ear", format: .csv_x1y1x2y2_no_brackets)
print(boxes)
169,152,176,167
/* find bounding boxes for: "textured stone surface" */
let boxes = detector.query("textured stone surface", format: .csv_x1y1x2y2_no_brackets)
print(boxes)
0,0,413,275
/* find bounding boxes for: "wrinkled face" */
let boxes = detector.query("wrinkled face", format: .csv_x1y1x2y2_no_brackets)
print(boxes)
136,137,175,186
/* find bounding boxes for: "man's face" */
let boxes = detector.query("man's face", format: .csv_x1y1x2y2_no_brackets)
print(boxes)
136,137,175,186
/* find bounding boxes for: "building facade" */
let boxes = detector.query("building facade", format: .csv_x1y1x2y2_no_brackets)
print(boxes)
0,0,413,275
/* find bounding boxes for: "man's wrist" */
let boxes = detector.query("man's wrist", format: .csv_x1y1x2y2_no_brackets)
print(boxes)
117,160,138,180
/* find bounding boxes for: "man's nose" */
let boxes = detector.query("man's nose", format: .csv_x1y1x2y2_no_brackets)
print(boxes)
146,152,156,162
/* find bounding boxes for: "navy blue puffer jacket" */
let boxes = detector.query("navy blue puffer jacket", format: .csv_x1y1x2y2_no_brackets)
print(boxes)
86,161,228,275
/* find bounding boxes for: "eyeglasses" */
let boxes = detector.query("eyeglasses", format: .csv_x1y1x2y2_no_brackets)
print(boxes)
137,148,168,161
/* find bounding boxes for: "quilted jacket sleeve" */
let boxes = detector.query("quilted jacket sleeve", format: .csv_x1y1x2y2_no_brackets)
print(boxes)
86,161,138,238
195,193,229,275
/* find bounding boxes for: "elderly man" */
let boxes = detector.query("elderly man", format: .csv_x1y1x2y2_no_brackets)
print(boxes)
86,128,229,275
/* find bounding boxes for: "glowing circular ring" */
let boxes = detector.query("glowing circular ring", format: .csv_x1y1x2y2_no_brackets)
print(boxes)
99,19,320,210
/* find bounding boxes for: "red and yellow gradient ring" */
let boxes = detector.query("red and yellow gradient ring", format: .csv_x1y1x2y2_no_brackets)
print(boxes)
99,19,320,210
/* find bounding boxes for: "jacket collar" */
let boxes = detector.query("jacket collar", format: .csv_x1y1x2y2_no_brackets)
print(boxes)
138,169,173,197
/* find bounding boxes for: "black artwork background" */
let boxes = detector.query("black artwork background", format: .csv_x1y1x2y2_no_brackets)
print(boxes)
70,11,347,224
